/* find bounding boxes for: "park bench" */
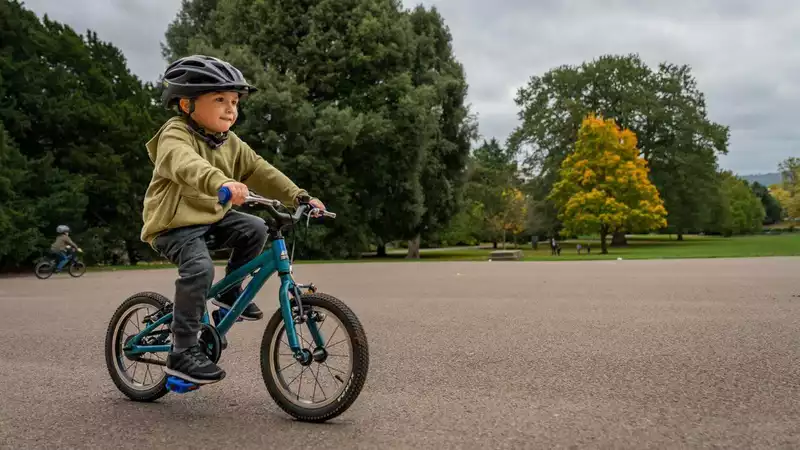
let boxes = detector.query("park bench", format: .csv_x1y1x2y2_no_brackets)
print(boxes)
489,250,523,261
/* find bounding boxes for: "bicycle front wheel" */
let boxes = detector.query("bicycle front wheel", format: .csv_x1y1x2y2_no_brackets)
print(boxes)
260,293,369,422
69,261,86,277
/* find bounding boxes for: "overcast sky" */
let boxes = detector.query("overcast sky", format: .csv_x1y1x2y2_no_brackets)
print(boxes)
20,0,799,175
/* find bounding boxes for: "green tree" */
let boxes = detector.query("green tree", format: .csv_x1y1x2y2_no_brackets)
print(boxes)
510,54,728,241
0,0,161,267
404,5,476,258
711,172,765,236
465,138,520,247
749,181,783,225
162,0,471,259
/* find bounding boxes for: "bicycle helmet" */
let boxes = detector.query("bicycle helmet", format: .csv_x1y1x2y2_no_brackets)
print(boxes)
56,225,70,234
160,55,258,109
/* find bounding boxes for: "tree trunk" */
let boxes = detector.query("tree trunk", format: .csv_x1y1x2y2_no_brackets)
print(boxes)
376,243,387,257
125,240,138,266
492,240,498,249
502,229,507,249
406,235,421,259
611,231,627,246
600,226,609,254
677,232,684,241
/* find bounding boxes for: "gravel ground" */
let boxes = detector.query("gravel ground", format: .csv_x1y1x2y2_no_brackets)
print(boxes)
1,257,798,449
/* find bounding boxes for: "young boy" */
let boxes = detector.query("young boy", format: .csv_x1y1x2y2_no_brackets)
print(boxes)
141,55,325,385
51,225,81,270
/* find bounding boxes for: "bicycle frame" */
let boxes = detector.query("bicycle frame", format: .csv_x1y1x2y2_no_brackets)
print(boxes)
125,233,323,359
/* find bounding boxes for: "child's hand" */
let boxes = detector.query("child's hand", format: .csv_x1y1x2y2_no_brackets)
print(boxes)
222,181,249,205
309,198,326,217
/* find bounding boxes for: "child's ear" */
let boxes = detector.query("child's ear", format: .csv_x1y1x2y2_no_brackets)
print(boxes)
179,98,190,114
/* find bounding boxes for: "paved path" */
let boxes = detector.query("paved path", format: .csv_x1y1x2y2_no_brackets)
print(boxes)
1,257,799,449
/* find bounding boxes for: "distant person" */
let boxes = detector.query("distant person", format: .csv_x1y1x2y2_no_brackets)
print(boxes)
50,225,81,271
550,237,557,255
141,55,327,386
576,243,582,254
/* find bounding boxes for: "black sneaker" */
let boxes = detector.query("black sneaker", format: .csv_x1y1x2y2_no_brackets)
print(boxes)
165,345,226,385
211,287,263,321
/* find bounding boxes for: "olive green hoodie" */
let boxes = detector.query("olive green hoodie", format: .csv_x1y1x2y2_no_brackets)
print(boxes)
140,116,308,245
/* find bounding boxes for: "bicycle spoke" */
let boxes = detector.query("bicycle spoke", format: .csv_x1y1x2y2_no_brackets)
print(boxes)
296,367,305,401
325,324,340,347
311,368,318,402
323,363,347,375
278,360,298,373
311,365,327,401
327,338,347,349
286,366,305,387
324,363,340,385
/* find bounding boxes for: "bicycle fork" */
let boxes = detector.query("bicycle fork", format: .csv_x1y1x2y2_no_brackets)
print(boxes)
281,279,326,365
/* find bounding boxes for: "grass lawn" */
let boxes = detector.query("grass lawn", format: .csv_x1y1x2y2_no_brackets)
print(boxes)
87,233,800,272
412,233,800,262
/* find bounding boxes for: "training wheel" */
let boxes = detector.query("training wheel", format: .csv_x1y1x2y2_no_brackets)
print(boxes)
166,376,199,394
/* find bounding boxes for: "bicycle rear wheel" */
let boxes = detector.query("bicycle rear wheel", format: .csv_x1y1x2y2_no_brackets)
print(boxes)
105,292,172,401
34,260,54,279
260,293,369,422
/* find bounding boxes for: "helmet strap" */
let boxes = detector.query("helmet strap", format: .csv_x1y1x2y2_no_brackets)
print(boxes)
183,115,229,150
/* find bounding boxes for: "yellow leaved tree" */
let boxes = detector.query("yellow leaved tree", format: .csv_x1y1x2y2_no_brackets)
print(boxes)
488,187,527,249
549,114,668,254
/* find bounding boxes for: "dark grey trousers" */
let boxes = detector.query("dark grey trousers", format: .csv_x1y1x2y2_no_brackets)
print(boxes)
153,210,268,350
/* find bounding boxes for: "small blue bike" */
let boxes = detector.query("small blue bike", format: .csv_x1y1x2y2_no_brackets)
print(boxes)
104,188,369,422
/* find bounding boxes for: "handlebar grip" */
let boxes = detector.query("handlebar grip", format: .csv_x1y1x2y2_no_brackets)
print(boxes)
323,211,337,219
218,186,232,205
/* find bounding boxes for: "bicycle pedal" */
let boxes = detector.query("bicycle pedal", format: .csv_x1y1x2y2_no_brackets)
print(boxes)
166,376,200,394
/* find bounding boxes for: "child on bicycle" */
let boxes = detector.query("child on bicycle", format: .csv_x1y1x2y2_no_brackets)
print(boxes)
51,225,81,270
141,55,325,385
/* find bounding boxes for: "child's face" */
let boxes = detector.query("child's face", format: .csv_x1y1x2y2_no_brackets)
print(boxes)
181,91,240,133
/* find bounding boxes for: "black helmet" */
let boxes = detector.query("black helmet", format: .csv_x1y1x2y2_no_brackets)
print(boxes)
160,55,258,108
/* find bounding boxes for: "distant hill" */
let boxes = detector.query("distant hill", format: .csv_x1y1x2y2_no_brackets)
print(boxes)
740,172,781,186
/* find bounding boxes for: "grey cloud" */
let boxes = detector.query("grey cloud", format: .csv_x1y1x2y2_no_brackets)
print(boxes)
19,0,800,174
420,0,800,174
20,0,179,82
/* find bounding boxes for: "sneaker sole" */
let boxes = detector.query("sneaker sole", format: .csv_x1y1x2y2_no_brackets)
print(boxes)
211,300,263,321
164,367,226,385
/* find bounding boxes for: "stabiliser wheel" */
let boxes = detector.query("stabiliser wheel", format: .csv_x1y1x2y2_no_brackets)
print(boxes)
260,292,369,423
105,292,173,402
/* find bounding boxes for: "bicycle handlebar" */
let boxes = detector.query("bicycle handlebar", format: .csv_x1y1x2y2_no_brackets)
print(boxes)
217,186,336,225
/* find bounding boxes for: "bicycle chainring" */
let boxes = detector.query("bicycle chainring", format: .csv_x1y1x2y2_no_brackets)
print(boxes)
198,324,222,363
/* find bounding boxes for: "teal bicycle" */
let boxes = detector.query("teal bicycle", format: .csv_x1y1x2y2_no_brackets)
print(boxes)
104,188,369,422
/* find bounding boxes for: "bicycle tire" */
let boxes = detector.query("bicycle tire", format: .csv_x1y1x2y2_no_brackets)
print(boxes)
69,261,86,277
260,292,369,422
34,261,54,279
105,292,172,402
